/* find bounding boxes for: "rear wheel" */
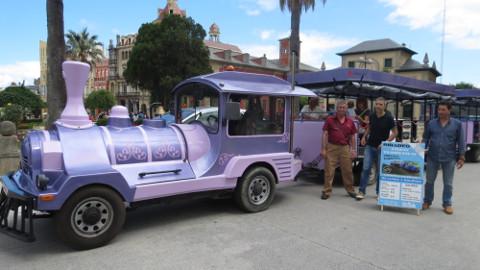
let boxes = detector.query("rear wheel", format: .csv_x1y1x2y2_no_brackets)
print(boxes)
234,167,276,213
55,186,126,250
353,161,377,186
465,145,480,162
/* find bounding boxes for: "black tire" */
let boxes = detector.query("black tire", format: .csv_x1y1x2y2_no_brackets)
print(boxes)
353,162,376,186
465,145,480,162
54,186,126,250
234,167,276,213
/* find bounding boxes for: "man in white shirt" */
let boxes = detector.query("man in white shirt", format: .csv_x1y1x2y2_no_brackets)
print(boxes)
300,97,323,120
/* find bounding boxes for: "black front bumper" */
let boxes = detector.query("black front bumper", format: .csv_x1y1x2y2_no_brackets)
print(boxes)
0,172,35,242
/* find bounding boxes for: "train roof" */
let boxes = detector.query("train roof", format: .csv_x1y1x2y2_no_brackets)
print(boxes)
454,89,480,105
455,89,480,98
291,68,455,97
174,71,316,97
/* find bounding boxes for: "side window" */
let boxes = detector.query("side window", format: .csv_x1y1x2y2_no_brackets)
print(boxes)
228,94,285,136
384,58,393,68
348,61,355,68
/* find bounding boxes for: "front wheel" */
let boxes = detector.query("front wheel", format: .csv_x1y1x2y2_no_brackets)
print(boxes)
234,167,276,213
54,186,126,250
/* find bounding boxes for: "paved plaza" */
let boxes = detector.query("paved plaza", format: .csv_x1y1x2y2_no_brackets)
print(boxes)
1,163,479,270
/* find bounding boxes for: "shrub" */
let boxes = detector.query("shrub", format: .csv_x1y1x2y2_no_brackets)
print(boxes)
96,118,108,126
0,104,24,126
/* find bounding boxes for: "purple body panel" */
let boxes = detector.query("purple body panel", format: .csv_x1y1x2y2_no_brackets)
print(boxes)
57,125,112,175
134,175,237,201
56,61,93,128
101,125,183,165
224,153,301,182
292,120,326,169
176,72,316,97
464,121,474,144
115,161,195,189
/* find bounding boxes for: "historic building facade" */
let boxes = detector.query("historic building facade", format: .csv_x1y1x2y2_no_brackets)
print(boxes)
108,0,318,115
93,58,109,91
337,38,440,82
337,38,442,119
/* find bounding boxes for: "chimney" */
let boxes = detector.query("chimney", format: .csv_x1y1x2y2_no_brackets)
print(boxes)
279,37,290,67
261,54,267,66
224,50,232,61
242,53,250,63
55,61,93,129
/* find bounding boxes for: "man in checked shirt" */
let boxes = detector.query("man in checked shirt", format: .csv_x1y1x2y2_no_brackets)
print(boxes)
423,100,466,215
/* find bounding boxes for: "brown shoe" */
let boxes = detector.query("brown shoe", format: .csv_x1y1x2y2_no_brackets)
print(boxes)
422,203,430,210
321,192,330,200
444,206,454,215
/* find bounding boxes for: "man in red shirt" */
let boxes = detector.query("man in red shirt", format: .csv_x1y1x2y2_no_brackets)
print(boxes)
321,99,358,200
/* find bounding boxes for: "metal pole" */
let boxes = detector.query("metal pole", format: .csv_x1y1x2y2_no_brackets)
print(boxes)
290,51,296,91
423,98,427,121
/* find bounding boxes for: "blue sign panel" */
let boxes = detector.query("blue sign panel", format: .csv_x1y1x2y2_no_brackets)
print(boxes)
378,142,425,210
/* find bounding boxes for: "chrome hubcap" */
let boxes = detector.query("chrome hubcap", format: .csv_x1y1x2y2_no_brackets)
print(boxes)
248,176,270,205
71,197,114,238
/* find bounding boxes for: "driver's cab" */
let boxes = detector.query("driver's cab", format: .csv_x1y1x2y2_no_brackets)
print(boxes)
171,71,316,178
174,82,220,134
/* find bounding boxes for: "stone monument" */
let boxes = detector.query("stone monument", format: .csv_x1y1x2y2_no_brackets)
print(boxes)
0,121,20,174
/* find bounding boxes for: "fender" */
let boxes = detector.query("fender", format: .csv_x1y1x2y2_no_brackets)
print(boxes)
36,171,134,211
224,153,297,182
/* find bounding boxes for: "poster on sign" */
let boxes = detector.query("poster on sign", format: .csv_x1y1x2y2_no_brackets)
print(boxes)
378,142,425,214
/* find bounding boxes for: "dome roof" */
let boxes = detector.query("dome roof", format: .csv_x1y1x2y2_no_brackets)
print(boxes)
209,23,220,35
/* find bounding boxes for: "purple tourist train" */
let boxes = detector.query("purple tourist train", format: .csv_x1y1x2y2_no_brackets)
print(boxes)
0,61,315,250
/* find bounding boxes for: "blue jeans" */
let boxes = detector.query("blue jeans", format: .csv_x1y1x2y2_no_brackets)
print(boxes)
424,158,456,207
359,145,380,194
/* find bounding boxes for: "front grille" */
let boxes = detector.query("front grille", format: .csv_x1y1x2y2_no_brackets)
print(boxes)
0,188,35,242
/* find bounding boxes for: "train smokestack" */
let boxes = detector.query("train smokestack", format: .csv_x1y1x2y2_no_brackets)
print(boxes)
55,61,93,129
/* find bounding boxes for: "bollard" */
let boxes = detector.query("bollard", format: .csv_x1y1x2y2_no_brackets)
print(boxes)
0,121,20,174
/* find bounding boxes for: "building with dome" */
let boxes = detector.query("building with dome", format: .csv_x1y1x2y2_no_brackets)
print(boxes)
108,0,318,115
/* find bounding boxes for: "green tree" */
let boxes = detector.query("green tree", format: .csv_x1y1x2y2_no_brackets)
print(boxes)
0,86,45,117
454,82,475,89
85,89,116,115
65,28,104,66
124,15,212,106
46,0,67,128
279,0,326,73
0,104,24,126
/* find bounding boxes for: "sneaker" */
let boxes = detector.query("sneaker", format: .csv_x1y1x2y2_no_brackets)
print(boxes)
356,192,365,200
444,206,454,215
347,191,357,199
422,203,430,210
321,192,330,200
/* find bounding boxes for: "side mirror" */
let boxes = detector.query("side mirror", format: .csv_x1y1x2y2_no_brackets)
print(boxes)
225,102,241,121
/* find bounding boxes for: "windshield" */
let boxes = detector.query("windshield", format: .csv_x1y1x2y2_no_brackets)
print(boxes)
176,83,219,133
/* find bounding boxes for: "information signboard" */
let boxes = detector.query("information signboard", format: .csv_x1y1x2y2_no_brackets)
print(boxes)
378,142,425,214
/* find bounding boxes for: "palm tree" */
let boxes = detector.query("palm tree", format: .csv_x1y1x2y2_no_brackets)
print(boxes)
46,0,67,128
65,28,104,66
279,0,326,73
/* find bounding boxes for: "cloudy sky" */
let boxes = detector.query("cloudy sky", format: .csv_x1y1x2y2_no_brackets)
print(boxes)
0,0,479,88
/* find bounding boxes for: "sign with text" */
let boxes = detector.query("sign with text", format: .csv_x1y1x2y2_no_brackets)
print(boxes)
378,142,425,210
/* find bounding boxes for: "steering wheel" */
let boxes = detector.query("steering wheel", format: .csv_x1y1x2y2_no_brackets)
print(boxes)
207,115,218,127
